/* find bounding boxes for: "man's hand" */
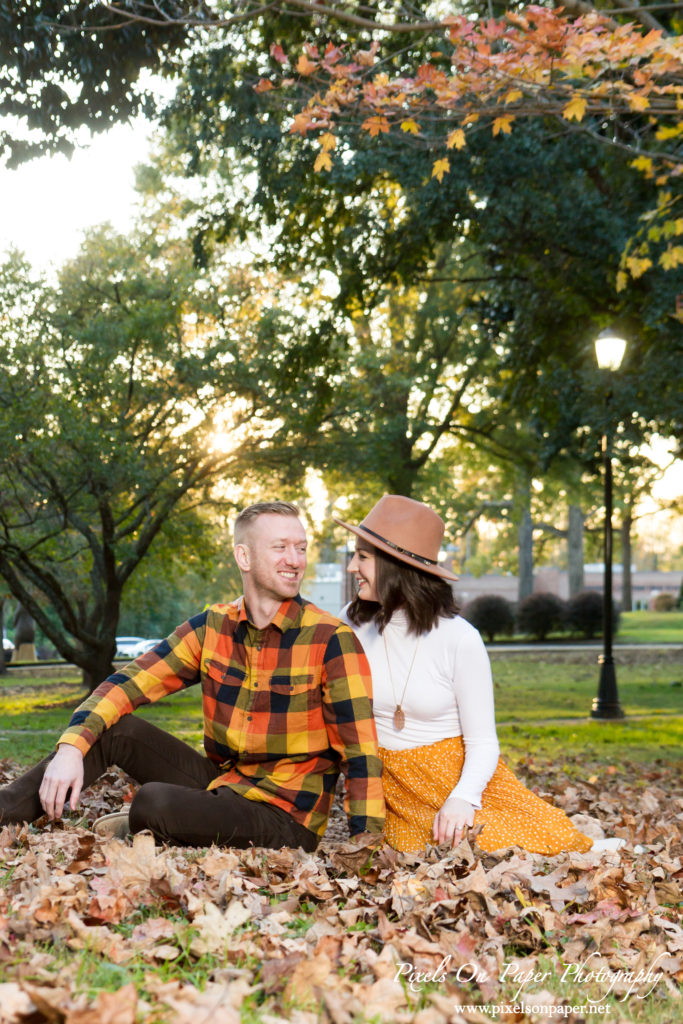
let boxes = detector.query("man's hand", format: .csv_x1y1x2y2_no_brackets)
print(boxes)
38,745,85,820
432,796,475,847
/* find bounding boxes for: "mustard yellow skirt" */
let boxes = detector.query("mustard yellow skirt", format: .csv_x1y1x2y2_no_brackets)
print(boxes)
380,736,593,855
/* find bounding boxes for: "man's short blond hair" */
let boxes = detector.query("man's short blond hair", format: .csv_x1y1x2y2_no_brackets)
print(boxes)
233,501,302,545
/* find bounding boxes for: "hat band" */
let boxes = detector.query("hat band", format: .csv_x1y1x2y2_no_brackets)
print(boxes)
358,524,438,567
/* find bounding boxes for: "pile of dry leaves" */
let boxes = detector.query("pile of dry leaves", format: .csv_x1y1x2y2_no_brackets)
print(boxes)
0,759,680,1024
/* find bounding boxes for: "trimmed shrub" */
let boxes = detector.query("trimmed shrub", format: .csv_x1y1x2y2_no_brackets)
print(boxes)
566,589,621,638
517,592,566,641
653,592,676,612
461,594,515,643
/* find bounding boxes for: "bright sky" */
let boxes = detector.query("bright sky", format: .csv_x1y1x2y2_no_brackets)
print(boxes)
0,119,150,273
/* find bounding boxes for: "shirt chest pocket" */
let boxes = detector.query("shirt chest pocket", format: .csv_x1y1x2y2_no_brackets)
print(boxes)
261,673,321,714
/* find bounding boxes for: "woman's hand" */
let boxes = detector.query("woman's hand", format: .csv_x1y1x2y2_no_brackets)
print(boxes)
432,796,475,847
38,745,84,820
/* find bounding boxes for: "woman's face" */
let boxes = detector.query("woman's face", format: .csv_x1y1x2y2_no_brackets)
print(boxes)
347,542,379,603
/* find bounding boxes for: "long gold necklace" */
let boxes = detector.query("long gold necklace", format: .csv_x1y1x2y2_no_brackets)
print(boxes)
383,632,420,731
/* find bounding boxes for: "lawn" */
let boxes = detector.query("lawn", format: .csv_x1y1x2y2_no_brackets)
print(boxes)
1,647,681,769
617,609,683,643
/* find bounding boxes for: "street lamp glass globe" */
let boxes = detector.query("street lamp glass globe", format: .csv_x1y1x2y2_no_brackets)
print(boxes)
595,331,627,371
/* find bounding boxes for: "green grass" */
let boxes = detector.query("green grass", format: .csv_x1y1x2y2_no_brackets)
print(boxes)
1,650,681,769
491,656,682,720
0,676,204,766
617,610,683,643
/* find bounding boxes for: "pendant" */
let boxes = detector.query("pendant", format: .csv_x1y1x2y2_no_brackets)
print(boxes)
393,705,406,731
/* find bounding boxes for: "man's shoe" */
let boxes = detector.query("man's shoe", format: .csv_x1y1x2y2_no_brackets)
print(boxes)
92,810,130,840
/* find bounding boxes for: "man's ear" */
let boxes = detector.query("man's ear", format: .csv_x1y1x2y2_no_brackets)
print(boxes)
234,543,251,573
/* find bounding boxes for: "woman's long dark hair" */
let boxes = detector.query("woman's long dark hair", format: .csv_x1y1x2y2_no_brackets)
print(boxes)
346,543,458,635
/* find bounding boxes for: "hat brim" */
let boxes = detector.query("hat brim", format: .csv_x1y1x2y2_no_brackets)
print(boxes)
333,516,459,582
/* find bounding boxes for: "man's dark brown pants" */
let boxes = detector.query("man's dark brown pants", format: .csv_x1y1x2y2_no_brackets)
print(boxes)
0,716,318,851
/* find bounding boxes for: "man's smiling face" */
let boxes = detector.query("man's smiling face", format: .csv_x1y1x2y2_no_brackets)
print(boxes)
240,513,308,603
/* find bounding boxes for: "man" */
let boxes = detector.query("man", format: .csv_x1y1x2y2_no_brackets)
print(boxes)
0,501,385,850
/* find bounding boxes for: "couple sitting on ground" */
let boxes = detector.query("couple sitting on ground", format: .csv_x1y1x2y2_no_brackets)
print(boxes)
1,497,608,856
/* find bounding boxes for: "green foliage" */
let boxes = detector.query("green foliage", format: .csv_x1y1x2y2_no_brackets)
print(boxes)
0,235,315,687
517,592,567,641
566,590,620,639
0,1,188,165
461,594,515,643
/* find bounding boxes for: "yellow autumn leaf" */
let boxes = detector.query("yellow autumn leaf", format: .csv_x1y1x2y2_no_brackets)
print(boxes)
625,255,653,278
659,246,683,270
631,155,654,176
447,128,466,150
314,151,333,173
319,132,337,152
431,158,450,183
492,115,513,136
562,96,587,122
675,219,683,235
503,89,522,105
400,118,421,135
655,124,683,141
616,270,628,293
627,93,650,112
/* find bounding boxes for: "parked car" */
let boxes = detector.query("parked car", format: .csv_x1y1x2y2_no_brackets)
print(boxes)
130,638,163,658
115,636,146,658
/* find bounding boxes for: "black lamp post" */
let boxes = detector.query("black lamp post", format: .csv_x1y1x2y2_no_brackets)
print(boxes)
591,329,626,720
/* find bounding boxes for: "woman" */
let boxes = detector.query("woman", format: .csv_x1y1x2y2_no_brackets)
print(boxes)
334,494,598,855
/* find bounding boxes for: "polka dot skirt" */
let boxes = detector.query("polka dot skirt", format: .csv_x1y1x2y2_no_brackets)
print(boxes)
380,736,593,855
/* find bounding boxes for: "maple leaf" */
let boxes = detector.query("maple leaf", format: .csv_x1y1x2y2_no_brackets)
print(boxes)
253,78,274,94
447,128,466,150
659,246,683,270
270,44,288,65
400,118,421,135
432,157,450,182
296,53,317,76
492,115,513,136
631,155,654,177
628,93,651,112
362,116,390,137
319,131,337,152
562,96,588,122
504,88,523,104
625,255,653,278
290,112,313,136
314,151,333,173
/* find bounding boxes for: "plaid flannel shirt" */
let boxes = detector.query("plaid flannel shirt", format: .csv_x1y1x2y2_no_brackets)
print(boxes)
58,596,385,838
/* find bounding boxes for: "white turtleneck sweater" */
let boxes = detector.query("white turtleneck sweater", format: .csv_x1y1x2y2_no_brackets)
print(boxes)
340,607,500,808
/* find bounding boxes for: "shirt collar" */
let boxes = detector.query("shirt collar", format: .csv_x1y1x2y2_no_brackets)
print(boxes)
238,595,304,633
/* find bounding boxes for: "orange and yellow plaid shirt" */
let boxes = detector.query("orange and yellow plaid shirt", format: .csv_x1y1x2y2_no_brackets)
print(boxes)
59,596,385,838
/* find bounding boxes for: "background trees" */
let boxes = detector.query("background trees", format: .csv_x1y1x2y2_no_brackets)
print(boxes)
0,235,321,686
0,2,680,669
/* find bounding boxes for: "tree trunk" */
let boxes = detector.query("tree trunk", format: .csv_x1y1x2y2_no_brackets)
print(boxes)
81,644,116,693
621,496,633,612
517,507,534,603
567,504,585,597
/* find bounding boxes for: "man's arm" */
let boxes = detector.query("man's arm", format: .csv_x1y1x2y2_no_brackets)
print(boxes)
56,613,208,757
321,625,385,836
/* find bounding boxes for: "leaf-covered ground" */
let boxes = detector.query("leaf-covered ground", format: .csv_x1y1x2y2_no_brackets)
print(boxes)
0,759,681,1024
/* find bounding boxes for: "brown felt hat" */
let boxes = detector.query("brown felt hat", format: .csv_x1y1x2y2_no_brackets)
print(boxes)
333,494,458,582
